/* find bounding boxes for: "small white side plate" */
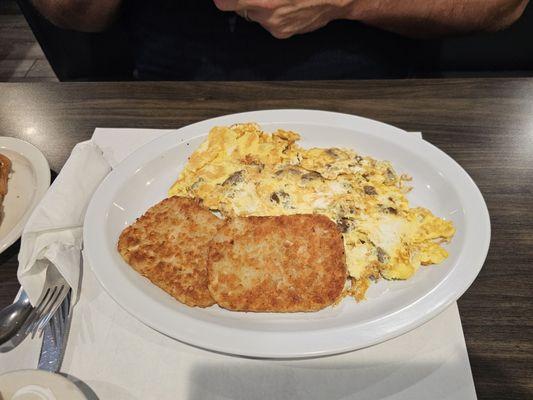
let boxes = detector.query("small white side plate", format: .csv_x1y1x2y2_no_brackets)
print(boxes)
0,369,87,400
0,137,50,254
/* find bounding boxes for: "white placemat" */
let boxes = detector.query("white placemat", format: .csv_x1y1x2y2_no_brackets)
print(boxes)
0,128,477,400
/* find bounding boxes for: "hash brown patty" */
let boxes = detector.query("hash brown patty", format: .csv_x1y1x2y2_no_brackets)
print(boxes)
117,196,223,307
207,214,347,312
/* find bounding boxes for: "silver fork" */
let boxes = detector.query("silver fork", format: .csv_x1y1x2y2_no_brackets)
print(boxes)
49,289,71,348
38,289,72,372
24,264,69,339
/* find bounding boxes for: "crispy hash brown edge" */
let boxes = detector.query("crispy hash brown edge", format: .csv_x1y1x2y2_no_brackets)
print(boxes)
117,196,223,308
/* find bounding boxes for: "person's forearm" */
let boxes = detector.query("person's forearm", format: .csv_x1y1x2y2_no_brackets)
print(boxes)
345,0,529,38
32,0,122,32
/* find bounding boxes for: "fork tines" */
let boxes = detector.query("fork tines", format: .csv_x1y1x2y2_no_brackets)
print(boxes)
25,283,69,339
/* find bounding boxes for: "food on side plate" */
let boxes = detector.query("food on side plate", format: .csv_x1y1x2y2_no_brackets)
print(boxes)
169,123,455,301
207,214,347,312
0,153,11,224
0,153,11,208
117,196,224,307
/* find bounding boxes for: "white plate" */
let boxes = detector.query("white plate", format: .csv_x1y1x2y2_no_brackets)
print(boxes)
0,137,50,254
84,110,490,358
0,369,87,400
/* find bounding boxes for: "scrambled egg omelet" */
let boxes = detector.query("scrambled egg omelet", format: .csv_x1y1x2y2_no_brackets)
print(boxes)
169,123,455,300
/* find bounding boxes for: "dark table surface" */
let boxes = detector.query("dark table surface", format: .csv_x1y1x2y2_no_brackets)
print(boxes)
0,79,532,399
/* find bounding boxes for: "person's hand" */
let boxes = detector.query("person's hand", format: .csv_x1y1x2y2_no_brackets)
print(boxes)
213,0,354,39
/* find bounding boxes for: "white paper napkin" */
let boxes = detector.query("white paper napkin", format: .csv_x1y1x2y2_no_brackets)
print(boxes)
17,142,111,305
61,256,476,400
3,128,476,400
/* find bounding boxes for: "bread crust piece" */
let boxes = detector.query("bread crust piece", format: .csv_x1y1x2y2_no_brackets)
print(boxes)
208,214,347,312
117,196,223,307
0,153,11,198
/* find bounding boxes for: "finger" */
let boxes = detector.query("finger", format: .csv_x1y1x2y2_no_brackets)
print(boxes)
238,7,273,24
269,28,293,39
213,0,243,11
298,20,329,36
243,8,271,24
246,10,289,37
